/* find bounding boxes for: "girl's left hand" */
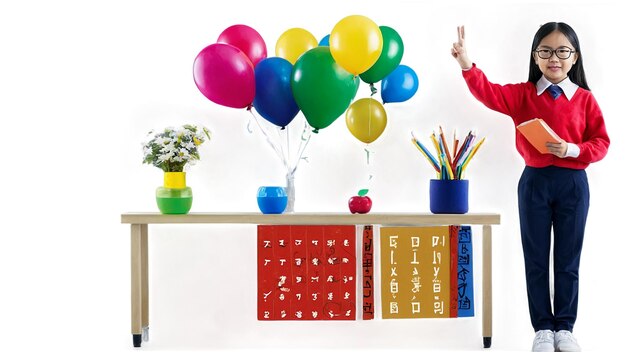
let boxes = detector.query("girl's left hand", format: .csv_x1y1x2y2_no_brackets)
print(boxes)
546,140,568,158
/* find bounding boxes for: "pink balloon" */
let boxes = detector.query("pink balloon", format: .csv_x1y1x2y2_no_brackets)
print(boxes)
217,24,267,67
193,43,255,109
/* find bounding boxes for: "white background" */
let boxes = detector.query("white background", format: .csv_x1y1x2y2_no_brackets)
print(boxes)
1,0,624,351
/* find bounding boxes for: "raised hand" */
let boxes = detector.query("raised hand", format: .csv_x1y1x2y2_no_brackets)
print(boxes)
451,25,473,70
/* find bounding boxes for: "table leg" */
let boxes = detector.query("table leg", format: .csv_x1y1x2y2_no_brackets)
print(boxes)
482,225,492,348
131,224,149,347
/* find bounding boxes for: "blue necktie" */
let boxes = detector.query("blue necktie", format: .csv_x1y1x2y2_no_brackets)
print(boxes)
547,84,562,100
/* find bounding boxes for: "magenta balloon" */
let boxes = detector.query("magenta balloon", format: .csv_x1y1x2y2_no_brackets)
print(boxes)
217,24,267,67
193,43,255,109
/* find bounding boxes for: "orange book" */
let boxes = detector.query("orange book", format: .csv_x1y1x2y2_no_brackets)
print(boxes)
516,118,561,154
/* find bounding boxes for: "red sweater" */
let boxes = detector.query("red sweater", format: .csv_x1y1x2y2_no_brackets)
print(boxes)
462,64,609,169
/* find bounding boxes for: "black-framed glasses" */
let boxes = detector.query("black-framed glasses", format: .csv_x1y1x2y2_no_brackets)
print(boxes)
534,47,576,60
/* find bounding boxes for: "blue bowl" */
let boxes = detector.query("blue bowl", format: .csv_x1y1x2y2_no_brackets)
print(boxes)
257,186,288,214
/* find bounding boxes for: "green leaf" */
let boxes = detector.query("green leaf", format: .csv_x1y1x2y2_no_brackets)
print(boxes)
358,189,369,196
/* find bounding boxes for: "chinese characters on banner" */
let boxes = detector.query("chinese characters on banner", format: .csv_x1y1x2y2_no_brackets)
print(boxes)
257,225,356,320
379,226,474,319
380,226,451,318
257,225,473,321
362,225,374,320
457,226,475,317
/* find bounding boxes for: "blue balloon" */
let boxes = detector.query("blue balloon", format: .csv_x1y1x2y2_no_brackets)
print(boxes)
318,34,330,46
253,57,300,128
381,65,419,104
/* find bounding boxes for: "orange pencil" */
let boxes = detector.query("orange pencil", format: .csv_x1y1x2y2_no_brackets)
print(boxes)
452,130,473,168
453,128,459,158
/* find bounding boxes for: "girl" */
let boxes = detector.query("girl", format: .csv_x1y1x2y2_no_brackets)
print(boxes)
451,23,609,352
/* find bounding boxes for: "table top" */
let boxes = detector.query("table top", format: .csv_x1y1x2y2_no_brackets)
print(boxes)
121,212,500,225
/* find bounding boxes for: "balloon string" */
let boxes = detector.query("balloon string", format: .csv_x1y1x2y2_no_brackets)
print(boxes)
286,125,290,166
300,122,312,141
248,109,288,170
248,109,312,176
365,146,374,183
291,121,312,174
246,117,253,134
369,83,378,96
276,125,287,165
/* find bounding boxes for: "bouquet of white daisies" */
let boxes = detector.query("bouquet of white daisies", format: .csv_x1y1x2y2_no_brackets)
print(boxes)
142,125,211,172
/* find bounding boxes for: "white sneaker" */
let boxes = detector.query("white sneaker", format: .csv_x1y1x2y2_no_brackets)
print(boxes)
533,330,555,352
555,330,581,352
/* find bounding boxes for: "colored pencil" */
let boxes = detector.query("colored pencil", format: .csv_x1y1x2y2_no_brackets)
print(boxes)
411,128,484,180
411,138,441,173
459,137,486,178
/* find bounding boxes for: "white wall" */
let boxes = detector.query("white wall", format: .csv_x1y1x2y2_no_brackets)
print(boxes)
1,0,623,351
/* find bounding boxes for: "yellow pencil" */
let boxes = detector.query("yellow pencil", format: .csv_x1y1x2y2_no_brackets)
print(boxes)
438,135,454,180
430,132,440,155
443,152,455,179
430,133,444,179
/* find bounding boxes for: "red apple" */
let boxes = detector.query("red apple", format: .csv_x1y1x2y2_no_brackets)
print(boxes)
349,189,372,214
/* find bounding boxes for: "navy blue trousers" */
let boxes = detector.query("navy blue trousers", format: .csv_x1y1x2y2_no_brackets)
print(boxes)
517,166,589,332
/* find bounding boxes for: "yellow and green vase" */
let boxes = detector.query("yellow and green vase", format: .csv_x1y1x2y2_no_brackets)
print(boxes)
156,172,193,214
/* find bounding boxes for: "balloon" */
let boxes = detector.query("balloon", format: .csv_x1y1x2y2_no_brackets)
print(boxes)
291,46,359,132
360,26,404,84
193,43,255,109
345,98,387,144
217,24,267,67
318,34,330,46
275,28,318,64
253,57,299,128
381,65,419,104
329,15,383,75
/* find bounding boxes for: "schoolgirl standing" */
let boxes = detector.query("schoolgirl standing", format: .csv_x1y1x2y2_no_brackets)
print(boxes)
451,23,609,352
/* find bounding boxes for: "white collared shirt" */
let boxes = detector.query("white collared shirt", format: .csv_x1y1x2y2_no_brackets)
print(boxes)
535,75,580,158
536,75,579,100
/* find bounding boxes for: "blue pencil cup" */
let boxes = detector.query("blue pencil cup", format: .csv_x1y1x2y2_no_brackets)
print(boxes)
429,179,469,214
257,186,288,214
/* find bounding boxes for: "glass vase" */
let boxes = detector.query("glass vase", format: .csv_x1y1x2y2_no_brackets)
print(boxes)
284,172,295,213
156,172,193,214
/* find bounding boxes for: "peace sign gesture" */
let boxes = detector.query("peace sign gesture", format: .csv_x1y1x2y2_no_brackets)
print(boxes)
451,25,473,70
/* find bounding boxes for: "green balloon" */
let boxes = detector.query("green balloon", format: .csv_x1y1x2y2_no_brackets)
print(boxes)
359,26,404,84
291,47,359,132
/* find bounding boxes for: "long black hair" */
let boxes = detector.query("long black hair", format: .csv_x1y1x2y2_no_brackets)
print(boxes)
528,22,590,90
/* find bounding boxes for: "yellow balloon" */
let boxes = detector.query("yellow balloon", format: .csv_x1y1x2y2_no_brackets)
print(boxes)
330,15,383,75
275,28,318,64
345,98,387,144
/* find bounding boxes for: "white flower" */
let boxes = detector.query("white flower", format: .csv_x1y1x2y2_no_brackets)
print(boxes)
154,136,168,146
161,141,176,153
176,148,190,162
158,152,174,162
142,124,211,172
183,141,195,150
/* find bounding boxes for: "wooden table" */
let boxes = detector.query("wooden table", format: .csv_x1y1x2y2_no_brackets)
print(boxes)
121,212,501,348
